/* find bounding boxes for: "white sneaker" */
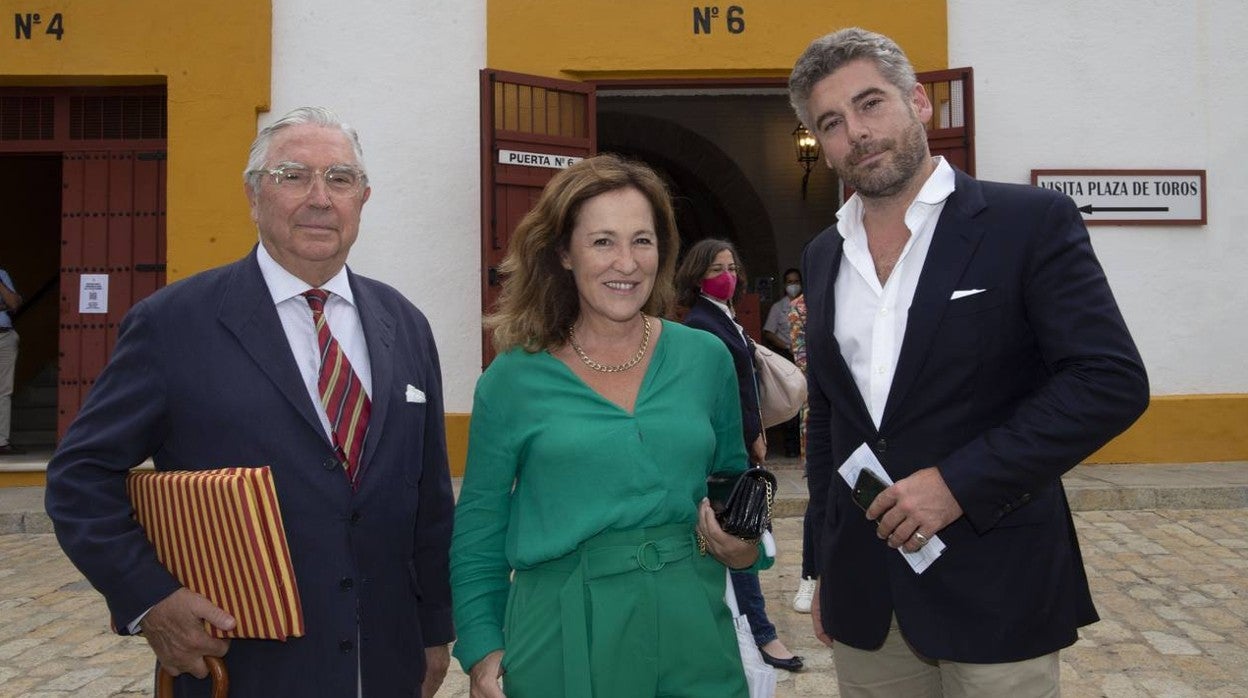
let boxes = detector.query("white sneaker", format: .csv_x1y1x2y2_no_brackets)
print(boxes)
792,577,816,613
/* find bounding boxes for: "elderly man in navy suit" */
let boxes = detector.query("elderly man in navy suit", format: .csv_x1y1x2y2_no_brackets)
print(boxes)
45,107,455,697
789,29,1148,696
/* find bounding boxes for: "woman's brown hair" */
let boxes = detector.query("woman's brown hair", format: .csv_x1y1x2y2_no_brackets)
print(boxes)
486,153,680,353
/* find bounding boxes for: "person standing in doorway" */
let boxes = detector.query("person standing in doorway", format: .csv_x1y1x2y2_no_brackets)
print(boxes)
0,263,22,455
787,292,819,614
761,268,801,360
790,28,1148,697
763,268,803,457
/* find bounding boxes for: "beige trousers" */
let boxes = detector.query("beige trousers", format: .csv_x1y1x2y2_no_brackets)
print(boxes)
0,330,16,446
832,615,1060,698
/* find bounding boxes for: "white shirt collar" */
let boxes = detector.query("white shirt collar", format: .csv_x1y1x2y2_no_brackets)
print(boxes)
255,243,355,307
835,156,956,242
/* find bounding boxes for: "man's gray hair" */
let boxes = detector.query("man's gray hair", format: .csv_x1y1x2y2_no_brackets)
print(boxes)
788,27,917,129
243,106,367,189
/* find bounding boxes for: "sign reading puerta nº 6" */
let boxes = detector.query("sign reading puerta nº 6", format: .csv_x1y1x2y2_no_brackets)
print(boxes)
1030,169,1207,226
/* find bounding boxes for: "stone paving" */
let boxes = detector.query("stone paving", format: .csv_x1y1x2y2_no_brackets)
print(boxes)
3,509,1247,697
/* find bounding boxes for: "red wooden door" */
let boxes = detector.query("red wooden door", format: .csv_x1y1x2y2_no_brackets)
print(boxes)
59,149,166,436
919,67,974,175
480,69,595,366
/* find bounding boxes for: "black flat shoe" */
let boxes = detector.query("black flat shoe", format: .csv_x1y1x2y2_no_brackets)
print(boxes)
758,647,804,672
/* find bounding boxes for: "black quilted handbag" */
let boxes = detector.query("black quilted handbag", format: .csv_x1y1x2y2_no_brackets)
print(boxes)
706,466,777,540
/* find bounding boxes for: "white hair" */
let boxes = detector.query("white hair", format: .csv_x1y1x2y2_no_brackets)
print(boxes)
242,106,367,190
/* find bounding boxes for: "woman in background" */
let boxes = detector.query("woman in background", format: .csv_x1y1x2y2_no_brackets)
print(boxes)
676,238,804,673
451,155,763,698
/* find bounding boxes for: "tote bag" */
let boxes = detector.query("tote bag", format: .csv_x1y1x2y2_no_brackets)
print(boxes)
726,570,777,698
752,342,807,428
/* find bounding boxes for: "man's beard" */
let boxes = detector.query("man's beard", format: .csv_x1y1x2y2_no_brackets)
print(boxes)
837,117,929,199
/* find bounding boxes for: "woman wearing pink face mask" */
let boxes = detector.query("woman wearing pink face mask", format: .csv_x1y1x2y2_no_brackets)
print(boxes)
676,238,805,673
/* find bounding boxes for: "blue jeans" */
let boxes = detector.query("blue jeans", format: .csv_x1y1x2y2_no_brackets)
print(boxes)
730,569,776,646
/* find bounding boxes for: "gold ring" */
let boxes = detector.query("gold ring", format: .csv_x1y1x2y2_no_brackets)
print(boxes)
913,531,929,545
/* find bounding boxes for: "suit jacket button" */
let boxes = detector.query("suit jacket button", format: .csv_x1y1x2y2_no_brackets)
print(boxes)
350,511,361,524
875,438,887,453
1021,493,1032,503
339,639,354,653
340,577,354,591
322,457,338,471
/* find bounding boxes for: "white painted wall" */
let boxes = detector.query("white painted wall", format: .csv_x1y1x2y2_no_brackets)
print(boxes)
268,0,486,412
949,1,1248,394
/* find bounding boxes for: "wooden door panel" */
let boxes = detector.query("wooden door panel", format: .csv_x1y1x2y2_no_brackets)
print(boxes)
481,69,595,366
918,67,974,176
58,149,166,438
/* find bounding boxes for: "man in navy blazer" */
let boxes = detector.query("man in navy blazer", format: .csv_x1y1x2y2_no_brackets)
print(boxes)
45,107,455,697
789,29,1148,695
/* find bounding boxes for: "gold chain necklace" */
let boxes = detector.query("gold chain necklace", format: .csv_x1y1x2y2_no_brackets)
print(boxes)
568,314,651,373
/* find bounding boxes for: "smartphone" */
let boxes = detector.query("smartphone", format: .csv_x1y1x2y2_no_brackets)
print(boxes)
852,469,888,513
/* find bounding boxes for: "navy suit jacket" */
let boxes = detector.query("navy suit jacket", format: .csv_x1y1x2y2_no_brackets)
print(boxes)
684,296,763,450
45,249,455,697
800,168,1148,662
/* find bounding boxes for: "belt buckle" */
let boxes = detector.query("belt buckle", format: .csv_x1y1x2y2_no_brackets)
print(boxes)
636,540,665,572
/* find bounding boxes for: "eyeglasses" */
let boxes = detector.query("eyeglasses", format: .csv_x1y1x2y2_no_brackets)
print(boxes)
249,162,367,197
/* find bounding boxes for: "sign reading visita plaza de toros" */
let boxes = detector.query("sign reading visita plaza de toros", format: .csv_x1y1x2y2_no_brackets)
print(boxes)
1030,169,1206,225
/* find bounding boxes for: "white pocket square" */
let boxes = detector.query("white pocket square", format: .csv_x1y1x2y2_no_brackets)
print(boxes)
405,385,426,403
950,288,987,300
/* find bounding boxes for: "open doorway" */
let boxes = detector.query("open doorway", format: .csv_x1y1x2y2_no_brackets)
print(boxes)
596,86,844,336
0,154,61,448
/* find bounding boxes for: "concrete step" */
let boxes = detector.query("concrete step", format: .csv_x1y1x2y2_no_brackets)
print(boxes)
11,368,58,449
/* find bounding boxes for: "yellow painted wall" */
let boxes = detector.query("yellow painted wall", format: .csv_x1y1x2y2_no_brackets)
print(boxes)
1089,394,1248,464
488,1,947,79
0,1,271,281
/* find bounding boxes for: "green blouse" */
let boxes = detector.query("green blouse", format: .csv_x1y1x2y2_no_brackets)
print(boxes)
450,320,751,671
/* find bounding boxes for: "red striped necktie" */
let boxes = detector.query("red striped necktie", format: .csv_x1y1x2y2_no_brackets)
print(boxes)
302,289,370,487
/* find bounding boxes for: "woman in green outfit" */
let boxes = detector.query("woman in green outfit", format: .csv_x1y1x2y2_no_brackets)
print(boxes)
451,154,763,698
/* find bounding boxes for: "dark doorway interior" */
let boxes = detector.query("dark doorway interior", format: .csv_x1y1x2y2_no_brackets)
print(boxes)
0,154,62,446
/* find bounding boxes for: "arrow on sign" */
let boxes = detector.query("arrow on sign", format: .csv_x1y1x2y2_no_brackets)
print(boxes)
1077,205,1170,215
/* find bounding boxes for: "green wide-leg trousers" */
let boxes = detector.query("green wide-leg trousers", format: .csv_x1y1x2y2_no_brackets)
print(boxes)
501,523,749,698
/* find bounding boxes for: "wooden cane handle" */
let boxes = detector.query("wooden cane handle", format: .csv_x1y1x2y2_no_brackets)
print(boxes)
157,656,229,698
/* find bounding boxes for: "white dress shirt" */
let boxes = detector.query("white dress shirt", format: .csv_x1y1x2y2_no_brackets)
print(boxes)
763,295,794,349
256,243,373,442
833,157,955,428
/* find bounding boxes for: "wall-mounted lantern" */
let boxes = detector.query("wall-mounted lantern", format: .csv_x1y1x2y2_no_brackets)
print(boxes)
793,123,821,199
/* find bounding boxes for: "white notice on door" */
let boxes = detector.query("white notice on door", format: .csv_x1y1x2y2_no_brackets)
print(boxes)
79,274,109,314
